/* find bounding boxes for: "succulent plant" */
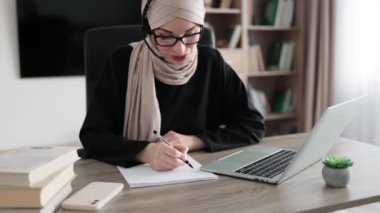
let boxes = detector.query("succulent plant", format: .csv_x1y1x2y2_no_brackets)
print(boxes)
322,156,353,169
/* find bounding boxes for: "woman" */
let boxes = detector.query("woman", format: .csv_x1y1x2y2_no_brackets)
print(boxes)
80,0,265,171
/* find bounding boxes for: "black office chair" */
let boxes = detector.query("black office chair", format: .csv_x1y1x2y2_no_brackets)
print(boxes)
84,25,215,109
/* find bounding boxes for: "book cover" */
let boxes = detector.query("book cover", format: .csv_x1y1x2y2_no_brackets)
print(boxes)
272,89,287,113
249,45,265,72
272,89,293,113
249,87,269,117
274,0,295,27
249,45,260,72
274,0,285,26
0,164,76,208
281,0,295,27
279,42,295,71
267,42,283,70
257,45,266,71
265,0,279,25
0,146,79,187
0,182,72,213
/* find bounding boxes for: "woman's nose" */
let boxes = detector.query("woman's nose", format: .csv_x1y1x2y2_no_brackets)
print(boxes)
172,40,186,54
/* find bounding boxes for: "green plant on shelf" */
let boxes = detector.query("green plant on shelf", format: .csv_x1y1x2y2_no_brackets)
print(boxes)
322,156,353,169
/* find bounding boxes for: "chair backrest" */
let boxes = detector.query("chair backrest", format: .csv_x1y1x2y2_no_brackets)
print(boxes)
84,25,215,108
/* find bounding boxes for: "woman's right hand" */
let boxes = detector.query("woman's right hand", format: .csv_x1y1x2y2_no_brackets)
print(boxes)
135,141,188,171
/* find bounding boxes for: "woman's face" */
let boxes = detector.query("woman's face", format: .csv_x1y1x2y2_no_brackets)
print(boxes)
153,18,202,65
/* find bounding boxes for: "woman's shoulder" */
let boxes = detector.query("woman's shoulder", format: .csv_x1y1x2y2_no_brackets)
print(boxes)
197,45,221,59
197,45,241,82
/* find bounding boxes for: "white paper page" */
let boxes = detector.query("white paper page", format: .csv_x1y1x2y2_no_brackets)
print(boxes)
118,156,217,188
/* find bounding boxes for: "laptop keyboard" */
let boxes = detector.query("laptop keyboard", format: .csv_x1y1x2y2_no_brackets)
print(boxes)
234,150,296,178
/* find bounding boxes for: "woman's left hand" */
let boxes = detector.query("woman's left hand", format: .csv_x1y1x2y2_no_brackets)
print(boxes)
163,131,206,151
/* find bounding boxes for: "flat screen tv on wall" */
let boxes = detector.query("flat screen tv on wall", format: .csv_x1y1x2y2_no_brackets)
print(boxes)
16,0,142,78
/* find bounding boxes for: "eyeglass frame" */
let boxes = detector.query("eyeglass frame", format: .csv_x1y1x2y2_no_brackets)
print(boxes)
151,26,204,47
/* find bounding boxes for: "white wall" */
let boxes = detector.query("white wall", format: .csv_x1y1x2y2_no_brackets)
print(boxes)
0,1,86,150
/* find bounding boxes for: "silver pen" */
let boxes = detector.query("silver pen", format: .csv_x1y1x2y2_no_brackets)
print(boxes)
153,130,194,169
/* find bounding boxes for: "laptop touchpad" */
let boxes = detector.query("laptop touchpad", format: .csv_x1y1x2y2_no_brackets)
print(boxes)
221,150,268,165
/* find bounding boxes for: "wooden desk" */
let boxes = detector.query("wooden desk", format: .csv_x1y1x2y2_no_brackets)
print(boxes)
63,134,380,213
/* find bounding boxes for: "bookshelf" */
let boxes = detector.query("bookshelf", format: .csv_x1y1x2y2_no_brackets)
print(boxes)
205,0,306,136
243,0,305,136
204,1,244,78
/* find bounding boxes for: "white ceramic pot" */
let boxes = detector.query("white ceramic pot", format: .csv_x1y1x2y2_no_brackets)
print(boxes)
322,166,351,187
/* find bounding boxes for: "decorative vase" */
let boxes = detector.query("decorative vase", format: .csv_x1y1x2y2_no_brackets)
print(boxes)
322,166,351,187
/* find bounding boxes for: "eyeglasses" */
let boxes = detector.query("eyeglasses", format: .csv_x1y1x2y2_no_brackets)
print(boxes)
153,29,203,47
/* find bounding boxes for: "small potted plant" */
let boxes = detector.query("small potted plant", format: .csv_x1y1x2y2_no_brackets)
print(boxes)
322,156,353,187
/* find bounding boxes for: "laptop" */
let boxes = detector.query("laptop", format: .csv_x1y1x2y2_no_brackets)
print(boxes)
201,96,367,184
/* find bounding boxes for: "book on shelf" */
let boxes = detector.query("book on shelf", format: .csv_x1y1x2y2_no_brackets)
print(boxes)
0,164,76,208
274,0,295,27
219,0,232,9
272,89,293,113
248,87,270,117
249,44,266,72
279,42,295,71
0,146,79,187
0,182,72,213
267,42,282,70
265,0,279,25
267,41,295,71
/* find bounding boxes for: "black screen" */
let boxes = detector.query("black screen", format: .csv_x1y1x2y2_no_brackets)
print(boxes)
16,0,142,77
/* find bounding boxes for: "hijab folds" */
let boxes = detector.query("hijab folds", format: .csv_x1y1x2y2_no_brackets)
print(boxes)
123,0,205,141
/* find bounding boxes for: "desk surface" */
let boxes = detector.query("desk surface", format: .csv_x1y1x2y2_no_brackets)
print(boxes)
62,133,380,213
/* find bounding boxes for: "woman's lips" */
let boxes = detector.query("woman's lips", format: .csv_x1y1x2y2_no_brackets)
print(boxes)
172,55,187,62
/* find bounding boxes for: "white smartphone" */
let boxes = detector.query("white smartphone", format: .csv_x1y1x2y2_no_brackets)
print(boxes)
61,182,124,211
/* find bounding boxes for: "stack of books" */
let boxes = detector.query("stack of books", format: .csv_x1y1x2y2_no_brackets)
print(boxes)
0,146,79,213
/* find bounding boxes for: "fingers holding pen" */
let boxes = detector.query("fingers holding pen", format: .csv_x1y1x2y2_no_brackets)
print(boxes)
146,141,184,171
171,143,188,160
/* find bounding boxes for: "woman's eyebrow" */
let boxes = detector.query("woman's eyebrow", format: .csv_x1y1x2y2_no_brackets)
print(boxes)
156,25,199,34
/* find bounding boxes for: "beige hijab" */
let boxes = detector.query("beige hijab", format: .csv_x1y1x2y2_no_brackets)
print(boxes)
123,0,205,141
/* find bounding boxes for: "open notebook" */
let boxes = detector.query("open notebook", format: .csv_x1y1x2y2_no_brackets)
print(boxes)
118,156,217,188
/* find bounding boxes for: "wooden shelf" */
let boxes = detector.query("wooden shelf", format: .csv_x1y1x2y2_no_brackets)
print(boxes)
205,8,241,14
241,0,305,136
247,71,298,77
205,0,305,136
265,113,296,121
247,25,298,31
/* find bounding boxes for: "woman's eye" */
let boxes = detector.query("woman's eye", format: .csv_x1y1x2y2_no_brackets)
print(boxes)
160,36,173,40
